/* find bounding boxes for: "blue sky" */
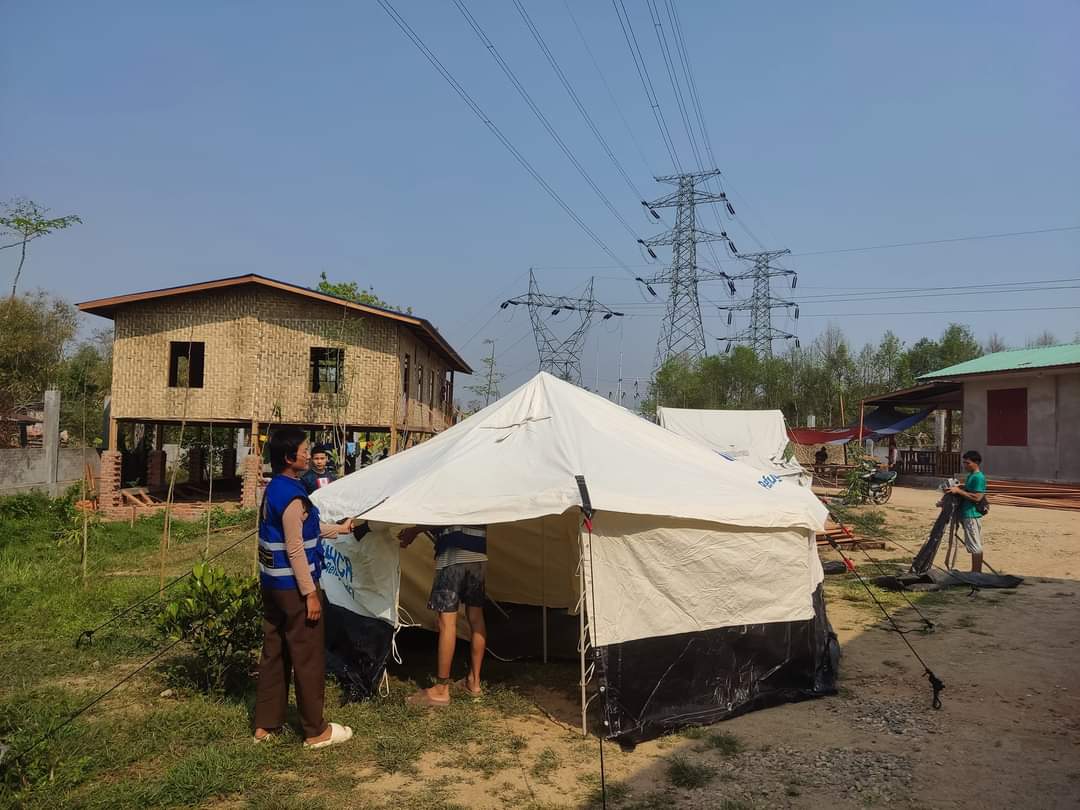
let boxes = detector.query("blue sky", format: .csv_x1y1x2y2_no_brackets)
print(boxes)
3,1,1078,397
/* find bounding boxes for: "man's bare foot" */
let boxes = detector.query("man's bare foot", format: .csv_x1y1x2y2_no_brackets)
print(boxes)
456,674,482,696
406,686,451,707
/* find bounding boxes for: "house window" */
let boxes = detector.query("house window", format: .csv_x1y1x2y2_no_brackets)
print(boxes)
310,347,344,394
417,363,425,406
168,341,205,388
403,354,410,399
987,387,1027,446
429,369,436,408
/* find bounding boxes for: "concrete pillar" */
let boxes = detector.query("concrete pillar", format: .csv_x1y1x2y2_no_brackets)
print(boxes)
187,446,205,486
241,454,262,509
221,447,237,480
43,389,60,496
147,450,167,490
99,450,122,511
934,411,947,450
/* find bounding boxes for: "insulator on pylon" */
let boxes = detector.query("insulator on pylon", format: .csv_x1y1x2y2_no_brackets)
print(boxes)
726,202,736,216
647,247,657,259
727,311,733,325
728,239,738,254
551,309,560,316
791,274,798,290
650,208,661,220
725,342,731,354
602,313,613,320
795,337,801,349
727,281,737,296
500,301,509,309
794,305,800,320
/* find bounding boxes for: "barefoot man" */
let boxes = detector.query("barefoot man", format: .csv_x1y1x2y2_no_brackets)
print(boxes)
398,525,488,707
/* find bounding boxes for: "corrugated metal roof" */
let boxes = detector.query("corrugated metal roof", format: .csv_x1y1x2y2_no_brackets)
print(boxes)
919,344,1080,380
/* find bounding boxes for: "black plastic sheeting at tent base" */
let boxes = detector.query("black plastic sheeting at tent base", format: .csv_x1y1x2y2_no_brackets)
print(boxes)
594,586,839,748
872,569,1023,591
324,604,395,703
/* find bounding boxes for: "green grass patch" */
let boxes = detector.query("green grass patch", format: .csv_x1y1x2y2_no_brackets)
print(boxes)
529,746,561,782
665,755,716,789
701,731,744,756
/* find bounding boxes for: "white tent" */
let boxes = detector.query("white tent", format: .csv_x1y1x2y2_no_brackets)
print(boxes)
313,373,835,743
657,406,811,487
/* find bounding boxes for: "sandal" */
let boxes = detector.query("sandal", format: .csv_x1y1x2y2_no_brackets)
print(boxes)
303,722,354,750
454,677,483,698
252,728,280,744
405,688,451,708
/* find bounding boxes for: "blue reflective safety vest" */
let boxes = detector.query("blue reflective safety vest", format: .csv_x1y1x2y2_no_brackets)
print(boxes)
258,474,323,591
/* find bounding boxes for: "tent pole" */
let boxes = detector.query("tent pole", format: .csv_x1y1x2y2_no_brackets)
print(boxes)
542,517,548,665
578,531,587,737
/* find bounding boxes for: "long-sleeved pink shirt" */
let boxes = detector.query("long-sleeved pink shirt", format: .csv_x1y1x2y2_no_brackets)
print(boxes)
281,499,347,596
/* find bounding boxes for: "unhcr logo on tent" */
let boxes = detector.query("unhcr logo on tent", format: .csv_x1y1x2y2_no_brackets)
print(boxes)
322,544,355,598
757,474,781,490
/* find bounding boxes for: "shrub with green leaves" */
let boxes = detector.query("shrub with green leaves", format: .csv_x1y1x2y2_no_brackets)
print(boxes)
158,564,262,694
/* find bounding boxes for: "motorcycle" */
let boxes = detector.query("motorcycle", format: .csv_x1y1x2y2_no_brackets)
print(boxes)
847,459,897,505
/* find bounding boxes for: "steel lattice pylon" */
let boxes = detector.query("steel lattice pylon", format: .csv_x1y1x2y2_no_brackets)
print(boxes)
501,271,622,385
718,249,799,358
641,170,740,370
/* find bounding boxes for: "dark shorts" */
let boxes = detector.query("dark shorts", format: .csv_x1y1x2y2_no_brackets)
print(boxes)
428,562,486,613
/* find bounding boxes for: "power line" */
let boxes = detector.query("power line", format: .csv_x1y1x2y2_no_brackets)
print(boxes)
525,224,1080,270
514,0,649,207
792,225,1080,257
451,0,645,243
562,0,654,177
611,0,683,173
374,0,643,288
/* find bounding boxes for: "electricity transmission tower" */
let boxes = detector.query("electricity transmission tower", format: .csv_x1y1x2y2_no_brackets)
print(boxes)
640,170,741,370
501,271,623,385
717,249,800,358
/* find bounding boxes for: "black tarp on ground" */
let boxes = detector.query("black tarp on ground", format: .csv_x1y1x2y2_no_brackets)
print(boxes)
594,586,839,747
873,568,1023,591
324,604,395,703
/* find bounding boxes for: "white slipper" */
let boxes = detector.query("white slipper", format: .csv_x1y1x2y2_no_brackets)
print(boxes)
303,722,354,750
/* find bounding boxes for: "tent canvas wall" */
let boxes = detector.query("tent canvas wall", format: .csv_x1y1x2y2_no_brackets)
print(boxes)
313,373,838,744
658,407,811,486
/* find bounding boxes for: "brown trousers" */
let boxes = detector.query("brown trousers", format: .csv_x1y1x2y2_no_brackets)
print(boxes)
254,587,327,739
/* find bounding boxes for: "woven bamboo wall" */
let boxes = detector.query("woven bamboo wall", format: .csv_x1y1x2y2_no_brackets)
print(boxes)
109,286,453,430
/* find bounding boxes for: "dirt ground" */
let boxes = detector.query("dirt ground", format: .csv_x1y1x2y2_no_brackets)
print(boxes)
327,487,1080,810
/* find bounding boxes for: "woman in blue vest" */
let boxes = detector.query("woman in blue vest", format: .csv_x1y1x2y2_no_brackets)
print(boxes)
253,427,355,748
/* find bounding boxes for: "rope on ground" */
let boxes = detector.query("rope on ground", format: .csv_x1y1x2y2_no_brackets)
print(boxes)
5,635,187,769
826,536,945,710
76,526,257,647
827,513,935,632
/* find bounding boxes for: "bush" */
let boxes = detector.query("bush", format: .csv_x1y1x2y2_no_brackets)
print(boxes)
159,564,262,694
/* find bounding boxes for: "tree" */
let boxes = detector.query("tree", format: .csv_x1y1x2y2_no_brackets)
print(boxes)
56,329,113,446
984,333,1008,353
1,198,81,298
315,272,410,313
0,292,79,411
464,338,504,411
1028,330,1057,347
936,323,982,369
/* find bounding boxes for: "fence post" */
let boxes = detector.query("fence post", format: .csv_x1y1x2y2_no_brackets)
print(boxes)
43,389,61,497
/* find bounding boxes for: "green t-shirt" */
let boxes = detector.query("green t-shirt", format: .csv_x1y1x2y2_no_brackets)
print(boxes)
961,470,986,520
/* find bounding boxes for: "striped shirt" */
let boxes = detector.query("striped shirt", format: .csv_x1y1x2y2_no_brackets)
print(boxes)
432,525,488,570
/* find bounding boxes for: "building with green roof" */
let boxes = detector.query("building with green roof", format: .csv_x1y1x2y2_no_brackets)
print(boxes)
917,344,1080,483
